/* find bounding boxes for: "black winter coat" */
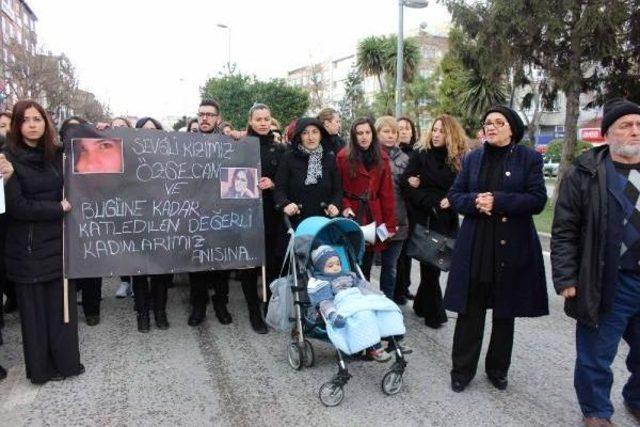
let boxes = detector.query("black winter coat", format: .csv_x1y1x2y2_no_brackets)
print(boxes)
551,146,622,327
4,145,64,284
250,130,286,251
274,145,343,228
445,143,548,318
401,148,459,237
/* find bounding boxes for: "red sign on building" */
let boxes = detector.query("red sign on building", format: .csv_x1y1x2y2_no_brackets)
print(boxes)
579,128,605,143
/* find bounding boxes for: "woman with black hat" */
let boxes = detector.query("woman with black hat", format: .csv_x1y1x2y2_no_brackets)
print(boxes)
445,105,548,393
274,117,342,229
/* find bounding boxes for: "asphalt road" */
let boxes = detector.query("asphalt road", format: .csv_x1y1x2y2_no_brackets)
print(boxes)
0,256,637,426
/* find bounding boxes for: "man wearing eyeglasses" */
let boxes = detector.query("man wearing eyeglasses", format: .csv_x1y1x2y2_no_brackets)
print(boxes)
552,98,640,426
197,100,222,134
188,99,234,326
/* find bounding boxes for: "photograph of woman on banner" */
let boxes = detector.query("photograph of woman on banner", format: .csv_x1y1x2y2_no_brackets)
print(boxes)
221,167,258,199
72,138,124,174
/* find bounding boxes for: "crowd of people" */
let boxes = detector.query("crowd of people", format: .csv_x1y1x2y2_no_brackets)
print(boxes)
0,95,638,426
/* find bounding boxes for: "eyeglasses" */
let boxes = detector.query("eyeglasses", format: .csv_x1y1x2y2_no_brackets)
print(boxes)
483,119,507,129
198,112,219,119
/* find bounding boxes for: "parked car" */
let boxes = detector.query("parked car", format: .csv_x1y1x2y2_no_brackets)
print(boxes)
543,158,559,177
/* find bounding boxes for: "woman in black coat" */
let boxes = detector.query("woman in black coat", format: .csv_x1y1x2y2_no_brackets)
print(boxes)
241,103,285,334
401,114,466,328
274,117,342,228
131,117,172,333
4,100,84,384
445,106,548,393
60,116,104,327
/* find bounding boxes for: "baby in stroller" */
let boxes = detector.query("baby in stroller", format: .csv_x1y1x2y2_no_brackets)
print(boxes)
307,245,409,361
308,245,378,327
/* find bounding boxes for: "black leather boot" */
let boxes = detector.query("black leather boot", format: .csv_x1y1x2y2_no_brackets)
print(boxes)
137,311,150,333
249,307,267,334
154,310,170,330
212,296,232,325
188,304,206,326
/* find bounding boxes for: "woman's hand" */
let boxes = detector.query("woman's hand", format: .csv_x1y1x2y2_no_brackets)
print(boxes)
258,177,274,190
0,154,14,184
440,198,450,209
325,204,339,217
283,203,300,216
229,130,247,140
408,175,420,188
475,192,494,215
342,207,355,218
561,287,576,299
61,199,72,212
95,122,110,130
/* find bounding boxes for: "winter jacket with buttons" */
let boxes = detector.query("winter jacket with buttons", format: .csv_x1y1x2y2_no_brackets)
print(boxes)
444,143,549,318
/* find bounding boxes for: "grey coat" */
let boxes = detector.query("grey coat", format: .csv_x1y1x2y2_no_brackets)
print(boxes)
386,146,409,241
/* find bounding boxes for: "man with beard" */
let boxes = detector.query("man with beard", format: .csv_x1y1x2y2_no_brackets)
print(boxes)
188,100,234,326
552,98,640,426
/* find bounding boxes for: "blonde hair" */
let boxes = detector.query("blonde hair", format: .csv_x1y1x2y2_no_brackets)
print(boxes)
374,116,398,134
270,117,281,129
417,114,468,172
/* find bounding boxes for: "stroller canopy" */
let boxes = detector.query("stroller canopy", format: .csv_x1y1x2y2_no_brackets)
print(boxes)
293,216,365,268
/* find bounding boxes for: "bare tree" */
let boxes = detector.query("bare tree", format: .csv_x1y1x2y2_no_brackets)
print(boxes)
307,61,327,112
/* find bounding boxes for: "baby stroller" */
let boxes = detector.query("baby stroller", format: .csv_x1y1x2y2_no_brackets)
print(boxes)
276,215,407,407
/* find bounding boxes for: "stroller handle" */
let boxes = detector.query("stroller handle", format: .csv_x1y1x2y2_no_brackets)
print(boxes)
283,214,294,234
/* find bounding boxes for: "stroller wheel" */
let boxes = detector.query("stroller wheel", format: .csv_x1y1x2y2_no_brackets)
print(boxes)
287,343,303,370
302,339,315,368
381,371,403,395
319,382,344,407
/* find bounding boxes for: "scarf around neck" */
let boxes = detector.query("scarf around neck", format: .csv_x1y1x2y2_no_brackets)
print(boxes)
298,143,323,185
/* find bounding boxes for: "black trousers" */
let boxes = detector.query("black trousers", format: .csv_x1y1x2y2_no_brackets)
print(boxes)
361,251,374,280
413,263,447,324
15,278,82,383
189,270,230,310
394,241,412,299
451,283,515,382
74,277,102,316
132,274,170,313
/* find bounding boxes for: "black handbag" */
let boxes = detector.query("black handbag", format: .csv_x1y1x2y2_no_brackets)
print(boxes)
407,213,455,272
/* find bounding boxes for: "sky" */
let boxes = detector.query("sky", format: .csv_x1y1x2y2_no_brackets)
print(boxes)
27,0,451,122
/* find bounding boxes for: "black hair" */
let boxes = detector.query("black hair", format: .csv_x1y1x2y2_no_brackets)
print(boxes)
135,117,163,130
199,99,221,114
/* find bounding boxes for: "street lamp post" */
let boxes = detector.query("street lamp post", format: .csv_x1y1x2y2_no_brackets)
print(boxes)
395,0,428,118
217,23,231,73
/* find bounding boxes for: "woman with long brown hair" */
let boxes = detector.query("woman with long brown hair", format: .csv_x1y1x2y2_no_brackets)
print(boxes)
4,100,84,384
402,114,467,329
336,117,397,361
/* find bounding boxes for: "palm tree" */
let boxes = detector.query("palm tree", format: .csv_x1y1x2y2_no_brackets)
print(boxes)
461,69,508,119
357,36,387,92
382,36,422,83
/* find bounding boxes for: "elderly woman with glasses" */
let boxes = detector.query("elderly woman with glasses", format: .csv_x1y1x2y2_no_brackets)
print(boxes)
444,106,548,393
